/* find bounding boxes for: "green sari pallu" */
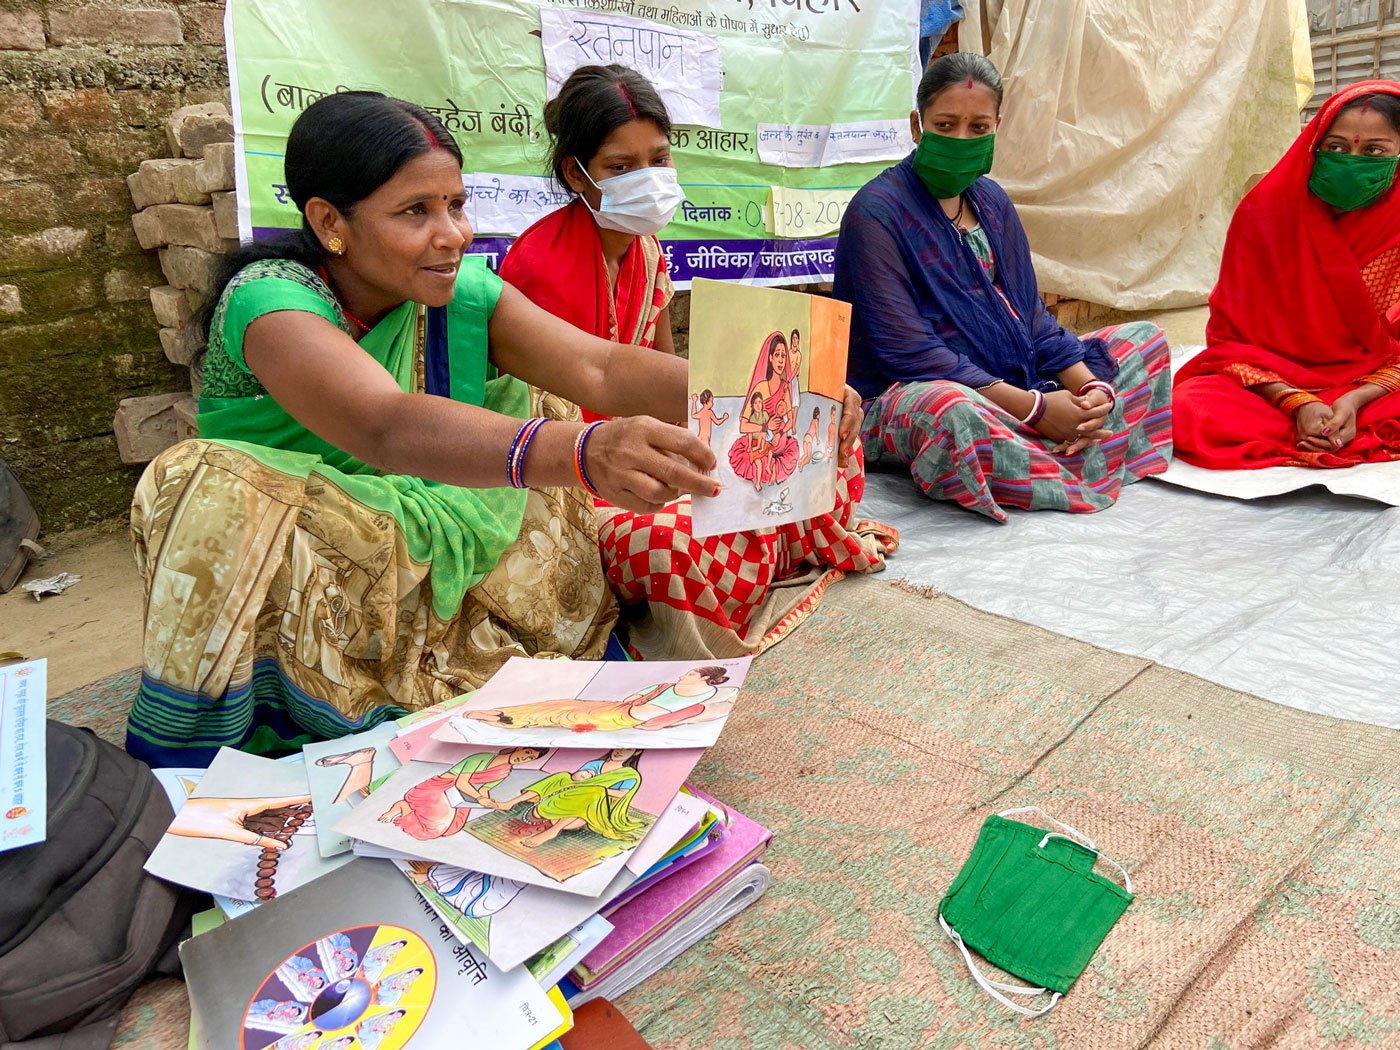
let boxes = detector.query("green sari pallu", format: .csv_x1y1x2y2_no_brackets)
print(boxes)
525,767,647,840
128,258,616,766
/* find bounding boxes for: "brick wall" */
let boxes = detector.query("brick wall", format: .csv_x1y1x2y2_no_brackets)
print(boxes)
0,1,230,530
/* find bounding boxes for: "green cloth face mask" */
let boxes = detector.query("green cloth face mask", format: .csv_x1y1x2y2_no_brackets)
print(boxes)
939,807,1134,1016
1308,150,1399,211
913,131,996,199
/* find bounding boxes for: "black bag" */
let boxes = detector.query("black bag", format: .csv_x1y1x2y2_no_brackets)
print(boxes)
0,722,199,1050
0,457,41,594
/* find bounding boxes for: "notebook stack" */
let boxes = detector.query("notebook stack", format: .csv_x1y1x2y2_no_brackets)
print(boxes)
143,657,772,1049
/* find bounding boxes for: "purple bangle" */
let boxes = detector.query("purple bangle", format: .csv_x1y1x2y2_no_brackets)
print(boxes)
511,418,547,489
507,417,545,488
506,419,532,487
573,420,604,497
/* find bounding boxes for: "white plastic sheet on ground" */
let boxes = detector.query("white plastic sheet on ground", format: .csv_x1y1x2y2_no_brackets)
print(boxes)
959,0,1307,310
858,472,1400,730
1158,457,1400,506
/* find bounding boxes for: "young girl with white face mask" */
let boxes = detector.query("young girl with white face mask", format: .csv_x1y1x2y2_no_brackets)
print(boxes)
501,65,686,378
500,65,894,663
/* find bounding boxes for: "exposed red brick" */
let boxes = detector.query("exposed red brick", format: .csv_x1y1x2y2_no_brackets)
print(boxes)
133,203,221,252
112,392,187,464
0,93,42,133
49,7,183,47
73,176,134,219
0,11,45,51
149,284,192,328
212,191,237,240
0,135,77,181
165,102,232,159
43,87,116,129
182,5,224,45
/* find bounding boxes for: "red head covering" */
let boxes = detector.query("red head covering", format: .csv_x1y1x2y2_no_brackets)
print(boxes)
745,332,791,399
499,198,669,423
1178,79,1400,390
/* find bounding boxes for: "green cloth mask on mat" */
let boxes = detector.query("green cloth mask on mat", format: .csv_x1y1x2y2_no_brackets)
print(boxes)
1307,150,1399,211
938,807,1134,1016
913,131,996,200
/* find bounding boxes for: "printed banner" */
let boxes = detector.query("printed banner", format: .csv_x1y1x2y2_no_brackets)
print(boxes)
226,0,920,287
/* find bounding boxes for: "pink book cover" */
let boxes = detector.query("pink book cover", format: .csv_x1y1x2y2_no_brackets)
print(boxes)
574,791,771,982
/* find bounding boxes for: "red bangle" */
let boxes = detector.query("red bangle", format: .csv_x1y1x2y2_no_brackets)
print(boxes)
1078,379,1116,406
1019,389,1046,426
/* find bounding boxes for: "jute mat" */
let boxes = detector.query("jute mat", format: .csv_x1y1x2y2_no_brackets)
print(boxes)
56,577,1398,1049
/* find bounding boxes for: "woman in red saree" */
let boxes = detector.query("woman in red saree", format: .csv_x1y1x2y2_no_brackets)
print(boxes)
500,65,894,659
1174,81,1400,468
728,332,801,488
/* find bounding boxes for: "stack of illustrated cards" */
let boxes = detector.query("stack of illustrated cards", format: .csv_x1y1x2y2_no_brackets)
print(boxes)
159,654,765,1046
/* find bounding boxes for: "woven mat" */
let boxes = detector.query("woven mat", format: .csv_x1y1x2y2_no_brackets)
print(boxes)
59,578,1400,1049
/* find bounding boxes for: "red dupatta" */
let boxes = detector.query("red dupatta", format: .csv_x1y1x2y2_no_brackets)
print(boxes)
1178,80,1400,391
499,198,671,422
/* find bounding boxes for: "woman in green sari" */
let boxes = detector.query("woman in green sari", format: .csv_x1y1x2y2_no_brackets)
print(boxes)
487,749,647,847
128,93,715,766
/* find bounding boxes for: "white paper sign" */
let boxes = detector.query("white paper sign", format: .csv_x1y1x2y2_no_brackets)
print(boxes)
539,7,724,129
464,173,572,237
756,119,909,168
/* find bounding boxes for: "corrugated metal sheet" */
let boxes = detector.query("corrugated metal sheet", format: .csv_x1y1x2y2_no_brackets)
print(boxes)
1307,0,1400,115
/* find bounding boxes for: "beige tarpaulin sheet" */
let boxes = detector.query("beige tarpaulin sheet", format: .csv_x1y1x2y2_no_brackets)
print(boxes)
961,0,1311,310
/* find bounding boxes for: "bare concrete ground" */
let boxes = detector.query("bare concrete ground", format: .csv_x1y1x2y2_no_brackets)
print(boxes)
1,521,143,696
2,306,1211,697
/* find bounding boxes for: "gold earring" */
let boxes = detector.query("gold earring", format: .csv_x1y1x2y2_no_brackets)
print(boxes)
327,236,345,255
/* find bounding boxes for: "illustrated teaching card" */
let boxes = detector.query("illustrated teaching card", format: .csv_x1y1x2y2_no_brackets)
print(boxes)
145,748,350,902
432,656,752,751
334,746,704,897
392,788,707,971
686,278,850,537
303,725,402,858
181,859,566,1050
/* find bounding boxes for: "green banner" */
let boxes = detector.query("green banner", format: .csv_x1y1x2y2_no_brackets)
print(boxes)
227,0,919,285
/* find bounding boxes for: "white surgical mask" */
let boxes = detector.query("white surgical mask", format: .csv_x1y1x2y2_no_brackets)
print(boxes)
577,162,686,237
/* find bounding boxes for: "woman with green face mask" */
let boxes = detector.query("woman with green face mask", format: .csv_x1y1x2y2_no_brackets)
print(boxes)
1175,82,1400,469
834,53,1174,520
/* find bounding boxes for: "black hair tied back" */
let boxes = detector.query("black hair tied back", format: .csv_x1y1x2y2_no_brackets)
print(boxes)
542,64,672,191
917,52,1004,117
195,91,461,345
1335,92,1400,135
